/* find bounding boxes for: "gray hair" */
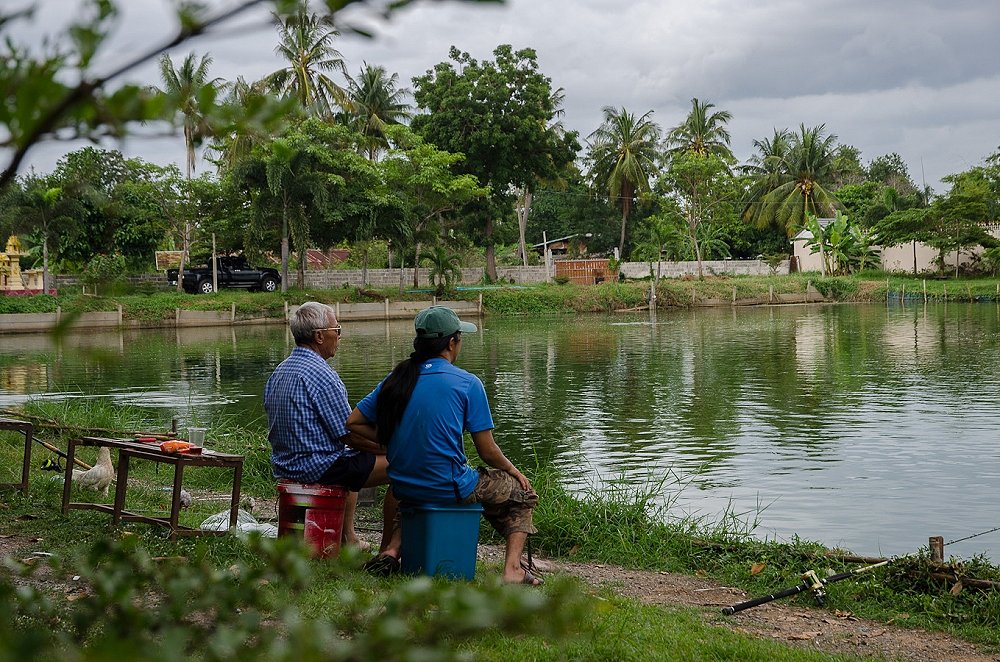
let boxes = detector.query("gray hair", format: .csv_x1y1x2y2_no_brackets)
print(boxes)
290,302,336,345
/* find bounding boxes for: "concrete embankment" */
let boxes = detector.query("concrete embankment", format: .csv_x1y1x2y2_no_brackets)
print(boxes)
0,298,482,334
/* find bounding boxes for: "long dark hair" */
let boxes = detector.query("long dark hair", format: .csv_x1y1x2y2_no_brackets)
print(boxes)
375,332,457,446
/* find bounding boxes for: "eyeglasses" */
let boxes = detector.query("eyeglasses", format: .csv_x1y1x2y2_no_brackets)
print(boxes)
315,326,342,337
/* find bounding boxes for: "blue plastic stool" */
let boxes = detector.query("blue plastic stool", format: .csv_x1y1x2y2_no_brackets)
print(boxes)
400,502,483,580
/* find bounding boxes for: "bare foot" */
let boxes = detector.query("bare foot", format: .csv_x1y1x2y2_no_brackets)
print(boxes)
342,538,372,552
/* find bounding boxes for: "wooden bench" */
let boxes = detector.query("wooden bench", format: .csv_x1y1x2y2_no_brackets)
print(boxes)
62,436,244,538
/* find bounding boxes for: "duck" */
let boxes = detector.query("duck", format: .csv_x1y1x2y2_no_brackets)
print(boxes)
72,447,115,497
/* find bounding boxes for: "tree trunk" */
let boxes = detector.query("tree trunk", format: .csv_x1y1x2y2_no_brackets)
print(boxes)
912,240,917,275
398,252,405,294
818,234,827,277
485,216,497,282
517,189,533,267
689,210,703,280
412,241,421,288
297,246,305,289
280,200,289,294
618,183,634,259
176,221,190,292
42,234,49,294
361,246,369,287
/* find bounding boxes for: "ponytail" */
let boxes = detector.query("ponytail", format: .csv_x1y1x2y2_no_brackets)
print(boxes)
375,333,457,446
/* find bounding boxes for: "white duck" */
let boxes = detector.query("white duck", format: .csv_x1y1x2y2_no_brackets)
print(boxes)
72,447,115,497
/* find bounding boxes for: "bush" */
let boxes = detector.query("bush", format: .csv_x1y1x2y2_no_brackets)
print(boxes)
81,253,127,295
1,535,588,660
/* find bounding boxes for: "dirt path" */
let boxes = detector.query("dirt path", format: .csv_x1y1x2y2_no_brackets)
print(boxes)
521,552,1000,662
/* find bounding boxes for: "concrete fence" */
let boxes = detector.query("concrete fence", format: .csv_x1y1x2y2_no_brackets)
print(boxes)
620,259,789,279
51,260,783,292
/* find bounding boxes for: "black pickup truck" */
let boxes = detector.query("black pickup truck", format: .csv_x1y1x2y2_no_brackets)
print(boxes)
167,256,281,294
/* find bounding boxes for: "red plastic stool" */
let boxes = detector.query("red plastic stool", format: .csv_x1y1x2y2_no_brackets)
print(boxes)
276,480,347,558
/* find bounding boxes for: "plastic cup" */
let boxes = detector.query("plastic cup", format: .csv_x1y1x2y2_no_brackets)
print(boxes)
188,427,206,445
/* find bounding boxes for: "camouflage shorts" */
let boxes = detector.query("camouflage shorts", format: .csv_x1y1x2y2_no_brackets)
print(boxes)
461,467,538,536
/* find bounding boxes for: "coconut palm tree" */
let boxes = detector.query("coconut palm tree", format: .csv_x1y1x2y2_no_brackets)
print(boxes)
741,128,791,227
587,106,661,258
748,124,840,236
211,76,276,172
265,6,350,118
343,63,411,161
158,52,218,179
158,51,219,290
665,97,733,159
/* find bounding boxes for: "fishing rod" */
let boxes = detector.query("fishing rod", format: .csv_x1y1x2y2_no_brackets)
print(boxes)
722,559,889,615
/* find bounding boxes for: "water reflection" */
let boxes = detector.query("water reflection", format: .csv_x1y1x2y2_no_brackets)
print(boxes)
2,304,1000,561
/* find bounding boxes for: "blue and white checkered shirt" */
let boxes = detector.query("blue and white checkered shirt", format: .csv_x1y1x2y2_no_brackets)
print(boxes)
264,346,357,483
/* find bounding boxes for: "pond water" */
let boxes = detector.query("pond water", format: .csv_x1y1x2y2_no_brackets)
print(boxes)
2,302,999,561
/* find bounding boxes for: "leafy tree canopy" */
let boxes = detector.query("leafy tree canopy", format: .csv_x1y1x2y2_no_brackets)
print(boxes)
411,44,578,278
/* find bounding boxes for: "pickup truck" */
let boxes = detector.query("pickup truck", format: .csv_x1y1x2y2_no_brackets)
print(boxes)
167,256,281,294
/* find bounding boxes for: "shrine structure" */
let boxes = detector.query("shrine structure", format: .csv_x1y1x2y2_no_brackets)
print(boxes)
0,236,47,295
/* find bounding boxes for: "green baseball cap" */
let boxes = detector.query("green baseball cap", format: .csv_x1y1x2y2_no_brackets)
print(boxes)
414,305,478,338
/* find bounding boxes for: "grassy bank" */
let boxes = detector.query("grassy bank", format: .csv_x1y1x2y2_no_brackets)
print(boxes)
4,274,1000,324
3,401,1000,658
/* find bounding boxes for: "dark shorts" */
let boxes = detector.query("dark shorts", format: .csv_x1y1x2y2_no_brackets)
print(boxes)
317,451,376,492
461,467,538,536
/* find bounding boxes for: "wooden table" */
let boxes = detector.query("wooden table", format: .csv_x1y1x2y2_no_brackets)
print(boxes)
61,436,244,538
0,418,33,496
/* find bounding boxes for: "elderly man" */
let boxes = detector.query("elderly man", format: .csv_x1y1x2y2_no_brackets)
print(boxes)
264,301,399,563
347,306,541,585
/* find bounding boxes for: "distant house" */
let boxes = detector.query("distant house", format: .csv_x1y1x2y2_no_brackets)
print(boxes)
790,218,834,272
530,234,590,257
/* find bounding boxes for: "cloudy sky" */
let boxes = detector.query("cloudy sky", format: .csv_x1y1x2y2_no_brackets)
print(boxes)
17,0,1000,192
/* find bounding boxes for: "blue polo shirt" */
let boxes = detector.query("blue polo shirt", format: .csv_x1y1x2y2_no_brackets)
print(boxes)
264,346,356,483
356,357,494,503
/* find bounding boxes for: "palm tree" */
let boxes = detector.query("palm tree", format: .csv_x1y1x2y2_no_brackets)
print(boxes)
265,6,350,118
587,106,661,258
158,52,219,291
419,243,462,296
211,76,277,172
665,97,733,159
343,63,411,161
746,124,840,236
15,174,78,293
158,52,217,179
741,128,791,228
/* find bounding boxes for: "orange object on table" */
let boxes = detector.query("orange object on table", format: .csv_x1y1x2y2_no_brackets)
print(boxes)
160,440,193,453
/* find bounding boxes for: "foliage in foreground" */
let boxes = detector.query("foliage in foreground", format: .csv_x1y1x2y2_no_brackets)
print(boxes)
0,535,587,661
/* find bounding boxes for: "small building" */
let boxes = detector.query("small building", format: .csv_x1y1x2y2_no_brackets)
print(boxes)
531,235,590,257
790,218,833,273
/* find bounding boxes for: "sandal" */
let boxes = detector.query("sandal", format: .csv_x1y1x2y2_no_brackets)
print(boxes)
519,570,544,586
362,554,401,577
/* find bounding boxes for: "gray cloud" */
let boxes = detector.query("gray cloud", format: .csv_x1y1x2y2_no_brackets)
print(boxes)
13,0,1000,191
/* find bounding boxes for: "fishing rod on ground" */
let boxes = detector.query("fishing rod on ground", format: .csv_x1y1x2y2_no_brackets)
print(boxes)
722,559,890,615
723,523,1000,615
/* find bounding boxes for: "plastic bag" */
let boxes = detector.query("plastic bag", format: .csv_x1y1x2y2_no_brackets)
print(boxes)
199,509,277,537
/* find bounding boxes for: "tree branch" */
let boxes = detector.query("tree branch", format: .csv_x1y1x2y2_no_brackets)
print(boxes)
0,0,269,190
